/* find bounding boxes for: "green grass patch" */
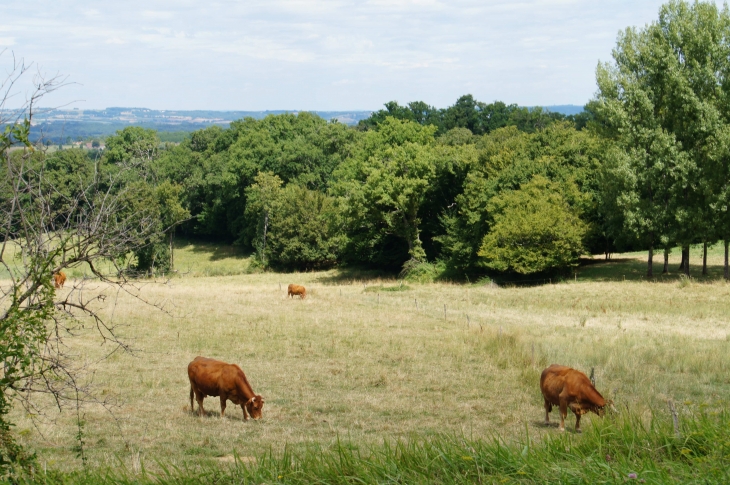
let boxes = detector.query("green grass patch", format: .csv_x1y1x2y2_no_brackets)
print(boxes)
363,282,411,292
400,260,447,283
578,243,728,283
171,238,254,277
18,410,730,484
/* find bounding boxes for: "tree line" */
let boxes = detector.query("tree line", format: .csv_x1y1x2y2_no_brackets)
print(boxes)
5,0,728,282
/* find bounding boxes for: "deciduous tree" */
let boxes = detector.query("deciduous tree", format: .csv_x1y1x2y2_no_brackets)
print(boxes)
595,0,730,277
478,177,587,274
334,118,437,264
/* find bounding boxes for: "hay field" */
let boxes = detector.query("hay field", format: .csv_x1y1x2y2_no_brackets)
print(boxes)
8,244,730,472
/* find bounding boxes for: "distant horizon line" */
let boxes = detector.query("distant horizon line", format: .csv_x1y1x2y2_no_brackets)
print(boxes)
38,104,587,113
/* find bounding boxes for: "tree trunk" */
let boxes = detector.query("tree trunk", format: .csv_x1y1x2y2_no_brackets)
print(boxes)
262,211,269,265
647,246,654,278
678,249,686,271
169,230,174,269
725,240,729,280
403,212,426,261
663,248,669,274
702,241,708,276
683,246,690,277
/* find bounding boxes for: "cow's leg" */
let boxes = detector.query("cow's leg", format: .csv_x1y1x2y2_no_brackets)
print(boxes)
544,399,551,425
190,386,194,413
575,413,582,433
220,395,227,417
195,393,206,417
241,404,249,421
558,399,568,432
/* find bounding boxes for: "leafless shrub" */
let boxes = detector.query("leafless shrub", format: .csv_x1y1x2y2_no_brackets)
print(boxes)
0,51,168,466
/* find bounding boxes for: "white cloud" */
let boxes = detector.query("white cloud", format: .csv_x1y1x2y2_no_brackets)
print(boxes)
141,10,175,20
2,0,722,110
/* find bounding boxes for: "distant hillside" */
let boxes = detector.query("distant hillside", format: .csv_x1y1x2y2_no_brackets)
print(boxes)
541,105,585,116
29,108,374,143
27,105,587,143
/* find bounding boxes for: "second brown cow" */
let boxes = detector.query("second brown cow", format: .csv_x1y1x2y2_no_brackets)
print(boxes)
188,356,264,420
540,364,610,432
53,271,67,289
287,284,306,299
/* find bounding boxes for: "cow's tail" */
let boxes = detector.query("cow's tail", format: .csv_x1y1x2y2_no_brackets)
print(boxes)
189,384,194,413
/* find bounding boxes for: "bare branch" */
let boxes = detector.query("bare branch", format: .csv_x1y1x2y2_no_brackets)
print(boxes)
0,54,172,454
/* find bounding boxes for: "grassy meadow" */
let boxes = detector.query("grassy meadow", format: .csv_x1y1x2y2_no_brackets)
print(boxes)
7,241,730,483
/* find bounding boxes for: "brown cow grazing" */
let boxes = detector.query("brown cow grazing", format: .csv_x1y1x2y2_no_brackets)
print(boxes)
540,364,610,432
188,356,264,420
288,284,306,299
53,271,67,289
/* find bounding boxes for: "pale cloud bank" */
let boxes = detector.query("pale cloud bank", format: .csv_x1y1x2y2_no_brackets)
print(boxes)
1,0,713,110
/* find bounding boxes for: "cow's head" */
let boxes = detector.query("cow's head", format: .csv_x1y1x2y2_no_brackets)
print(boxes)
245,395,265,419
594,399,615,417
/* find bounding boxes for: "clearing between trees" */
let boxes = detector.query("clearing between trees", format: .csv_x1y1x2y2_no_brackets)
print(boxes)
9,242,730,479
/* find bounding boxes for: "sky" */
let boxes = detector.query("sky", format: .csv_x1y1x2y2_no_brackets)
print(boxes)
0,1,712,111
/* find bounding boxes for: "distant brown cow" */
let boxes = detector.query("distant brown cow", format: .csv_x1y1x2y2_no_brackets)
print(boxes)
540,364,610,432
53,271,67,289
188,356,264,420
288,284,306,299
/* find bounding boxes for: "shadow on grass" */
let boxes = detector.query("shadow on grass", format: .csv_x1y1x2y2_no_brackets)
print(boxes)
175,238,253,262
530,420,585,434
531,420,556,429
188,408,252,422
577,257,728,283
314,266,399,285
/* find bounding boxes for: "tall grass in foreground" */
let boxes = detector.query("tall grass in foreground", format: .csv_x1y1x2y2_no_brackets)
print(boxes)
19,410,730,484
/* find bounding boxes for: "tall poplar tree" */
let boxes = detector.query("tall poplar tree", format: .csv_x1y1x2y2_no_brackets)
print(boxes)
596,0,730,277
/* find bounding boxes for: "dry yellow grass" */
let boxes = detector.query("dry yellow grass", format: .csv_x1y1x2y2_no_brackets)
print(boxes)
7,259,730,472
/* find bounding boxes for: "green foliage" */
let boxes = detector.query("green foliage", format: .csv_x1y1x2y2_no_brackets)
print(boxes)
131,181,189,275
157,131,190,143
145,104,606,273
41,149,97,223
153,113,356,243
0,281,52,472
155,181,190,232
478,177,587,274
103,126,159,167
0,119,42,471
359,95,571,136
420,143,478,260
244,172,283,264
439,123,603,272
266,185,345,270
595,0,730,274
134,241,170,274
398,259,447,283
334,118,437,263
357,100,443,132
245,172,344,270
437,127,476,146
116,182,160,273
